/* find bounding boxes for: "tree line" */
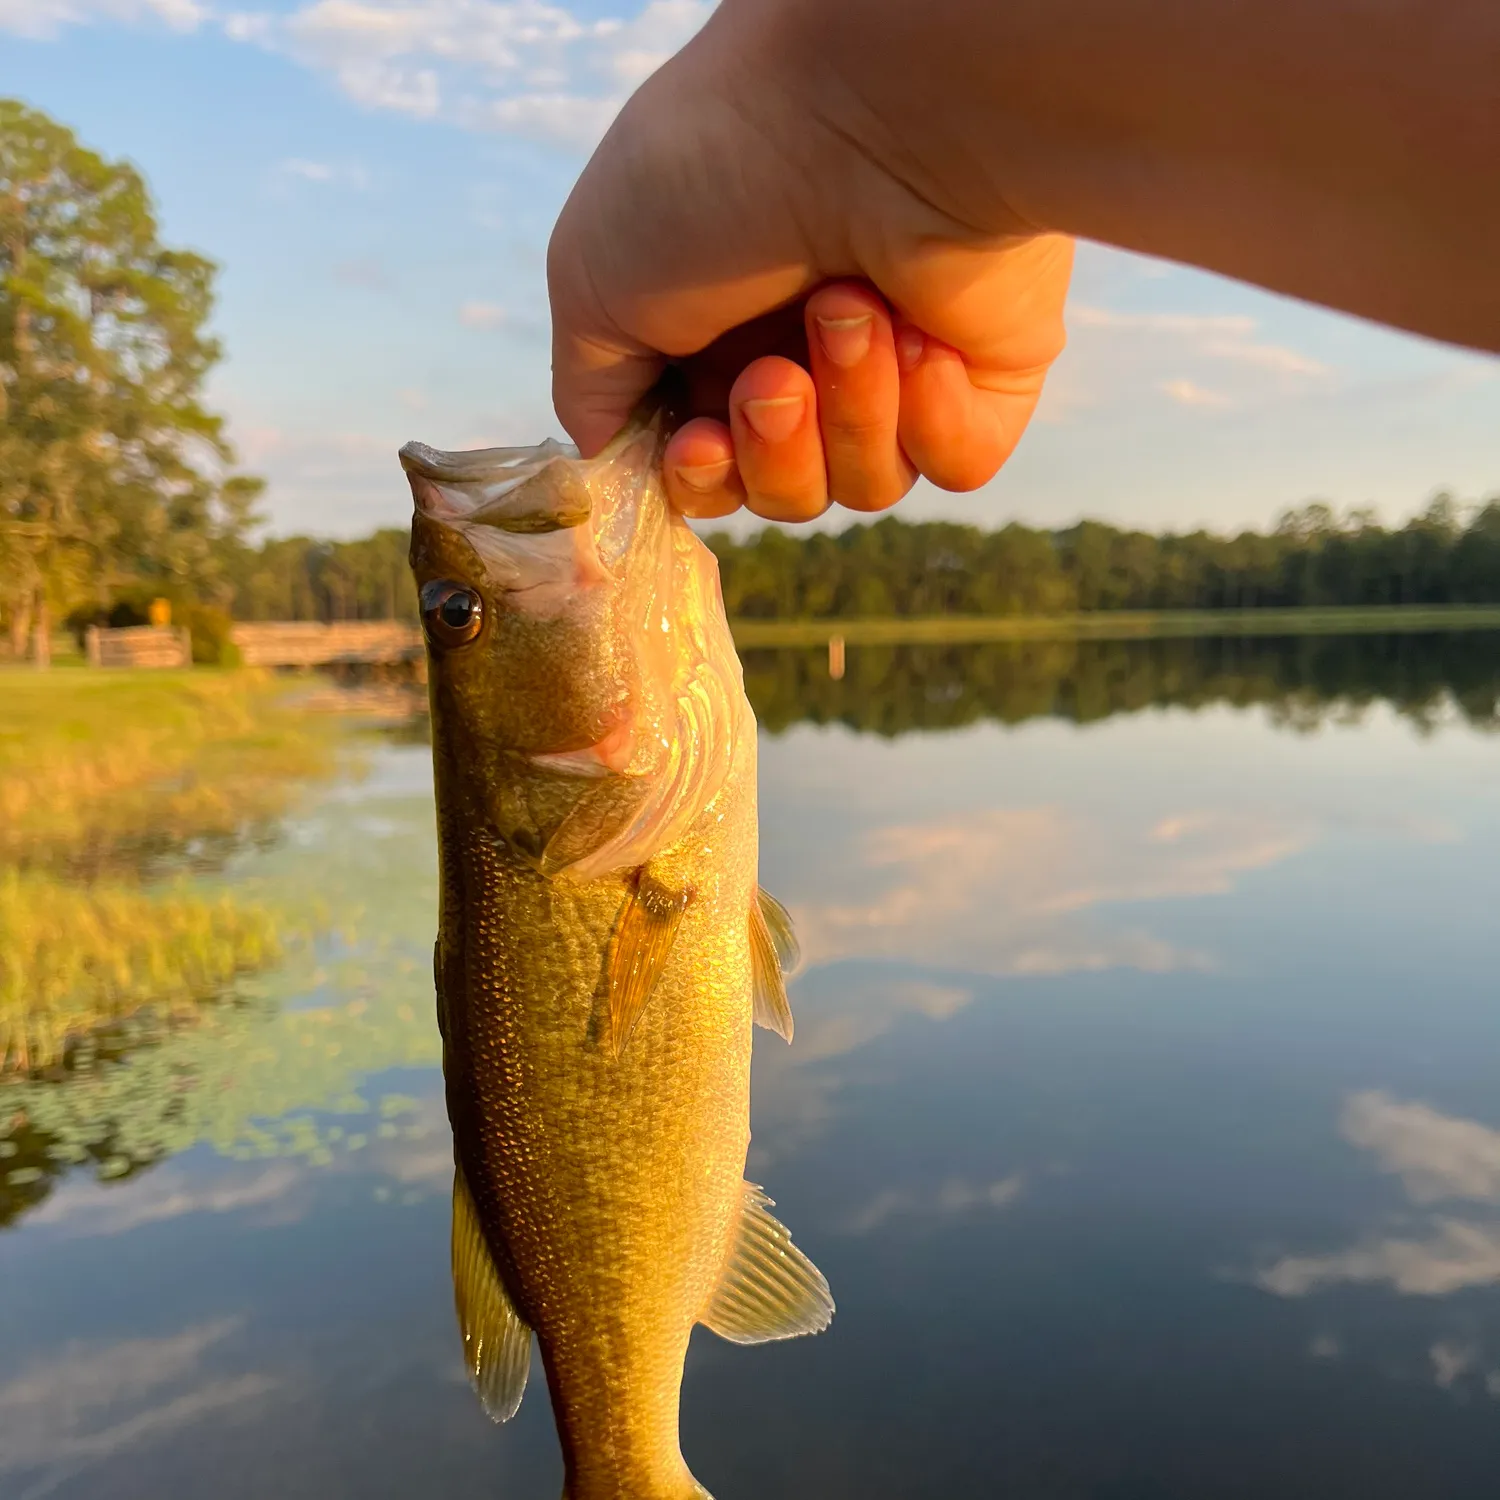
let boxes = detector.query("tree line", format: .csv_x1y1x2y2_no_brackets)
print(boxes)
705,497,1500,620
205,494,1500,628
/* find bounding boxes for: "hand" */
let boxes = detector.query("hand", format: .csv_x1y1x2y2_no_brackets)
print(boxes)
547,0,1074,523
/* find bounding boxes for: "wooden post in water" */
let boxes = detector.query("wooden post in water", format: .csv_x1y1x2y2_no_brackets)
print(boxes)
828,634,846,680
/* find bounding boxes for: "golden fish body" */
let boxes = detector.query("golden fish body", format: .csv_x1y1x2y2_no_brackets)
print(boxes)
402,417,829,1500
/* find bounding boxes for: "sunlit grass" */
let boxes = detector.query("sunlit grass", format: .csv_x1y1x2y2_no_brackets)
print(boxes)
0,668,341,877
0,870,296,1073
0,668,349,1077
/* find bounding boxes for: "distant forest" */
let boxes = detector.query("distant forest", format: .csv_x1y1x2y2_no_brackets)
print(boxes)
217,495,1500,623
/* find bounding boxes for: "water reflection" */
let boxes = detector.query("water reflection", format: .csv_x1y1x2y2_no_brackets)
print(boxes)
744,630,1500,735
6,639,1500,1497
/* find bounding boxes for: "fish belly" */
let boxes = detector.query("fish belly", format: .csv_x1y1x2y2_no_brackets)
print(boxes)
447,825,755,1498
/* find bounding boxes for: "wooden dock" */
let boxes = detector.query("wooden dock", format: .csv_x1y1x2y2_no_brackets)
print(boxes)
230,621,423,668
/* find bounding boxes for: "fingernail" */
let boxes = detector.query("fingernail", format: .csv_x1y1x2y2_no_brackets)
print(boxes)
674,459,734,493
740,395,805,444
895,323,925,373
815,313,873,368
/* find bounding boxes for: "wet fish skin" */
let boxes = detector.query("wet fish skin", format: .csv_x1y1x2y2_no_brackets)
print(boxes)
403,418,830,1500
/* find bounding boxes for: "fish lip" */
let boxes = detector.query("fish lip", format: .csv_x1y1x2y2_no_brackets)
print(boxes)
398,439,578,484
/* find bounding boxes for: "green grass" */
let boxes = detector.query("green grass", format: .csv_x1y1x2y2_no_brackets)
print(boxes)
730,604,1500,649
0,668,344,1073
0,668,340,877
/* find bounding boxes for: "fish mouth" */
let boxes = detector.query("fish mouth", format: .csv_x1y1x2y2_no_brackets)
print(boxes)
401,439,593,533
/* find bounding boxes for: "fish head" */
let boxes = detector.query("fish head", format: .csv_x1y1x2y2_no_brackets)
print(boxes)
403,419,748,879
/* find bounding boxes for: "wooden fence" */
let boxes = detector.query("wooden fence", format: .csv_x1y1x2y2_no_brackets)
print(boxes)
85,625,192,669
230,621,423,667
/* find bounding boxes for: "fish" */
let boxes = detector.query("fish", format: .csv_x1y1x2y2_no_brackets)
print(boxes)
400,405,833,1500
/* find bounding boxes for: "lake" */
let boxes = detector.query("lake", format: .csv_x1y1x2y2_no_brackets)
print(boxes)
5,637,1500,1499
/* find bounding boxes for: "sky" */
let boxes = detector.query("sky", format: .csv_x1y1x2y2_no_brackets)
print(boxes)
1,0,1496,540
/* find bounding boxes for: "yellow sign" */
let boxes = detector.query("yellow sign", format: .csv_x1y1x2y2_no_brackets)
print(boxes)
148,597,172,628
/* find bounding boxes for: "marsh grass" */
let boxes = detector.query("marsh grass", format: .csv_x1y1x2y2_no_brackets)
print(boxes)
0,871,299,1072
0,669,341,878
0,669,344,1075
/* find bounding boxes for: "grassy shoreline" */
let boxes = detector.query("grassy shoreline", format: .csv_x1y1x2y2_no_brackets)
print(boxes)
729,604,1500,649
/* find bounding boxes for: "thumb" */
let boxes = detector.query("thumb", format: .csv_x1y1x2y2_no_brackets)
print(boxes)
550,322,666,460
548,217,665,459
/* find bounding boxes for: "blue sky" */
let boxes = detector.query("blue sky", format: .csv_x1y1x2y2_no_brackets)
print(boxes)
2,0,1496,539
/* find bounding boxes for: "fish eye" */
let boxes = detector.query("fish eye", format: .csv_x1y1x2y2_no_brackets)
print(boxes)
421,579,484,648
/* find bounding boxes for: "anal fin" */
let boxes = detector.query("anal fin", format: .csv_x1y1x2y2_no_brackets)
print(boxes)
453,1162,532,1422
701,1182,834,1344
605,868,692,1057
749,887,798,1042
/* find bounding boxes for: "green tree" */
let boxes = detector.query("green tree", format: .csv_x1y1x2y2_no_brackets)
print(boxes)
0,98,260,665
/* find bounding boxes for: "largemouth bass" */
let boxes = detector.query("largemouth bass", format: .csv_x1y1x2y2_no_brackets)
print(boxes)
401,410,832,1500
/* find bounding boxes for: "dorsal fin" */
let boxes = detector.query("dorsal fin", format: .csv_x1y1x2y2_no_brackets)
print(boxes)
700,1182,834,1344
452,1163,532,1421
749,888,795,1042
604,868,693,1057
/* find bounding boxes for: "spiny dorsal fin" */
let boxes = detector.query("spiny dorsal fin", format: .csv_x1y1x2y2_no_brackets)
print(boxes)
605,868,692,1057
452,1163,532,1422
749,888,795,1042
701,1182,834,1344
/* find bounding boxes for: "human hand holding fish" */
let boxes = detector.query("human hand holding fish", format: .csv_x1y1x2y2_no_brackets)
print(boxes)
548,0,1499,525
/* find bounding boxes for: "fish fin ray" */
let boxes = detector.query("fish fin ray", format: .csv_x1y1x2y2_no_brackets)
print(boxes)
755,888,801,976
605,868,692,1057
452,1162,531,1422
748,891,794,1043
701,1182,834,1344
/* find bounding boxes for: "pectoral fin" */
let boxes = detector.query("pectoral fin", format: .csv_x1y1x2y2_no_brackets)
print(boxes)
701,1182,834,1344
605,869,692,1057
749,888,797,1043
452,1163,532,1422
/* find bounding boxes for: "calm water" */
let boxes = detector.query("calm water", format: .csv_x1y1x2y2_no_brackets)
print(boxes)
7,639,1500,1498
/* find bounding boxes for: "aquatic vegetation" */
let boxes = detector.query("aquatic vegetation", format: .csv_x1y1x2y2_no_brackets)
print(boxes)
0,760,441,1225
0,870,290,1073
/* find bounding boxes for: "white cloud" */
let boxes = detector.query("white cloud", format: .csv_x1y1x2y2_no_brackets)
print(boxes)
31,1163,302,1237
1340,1091,1500,1205
0,1319,277,1495
1200,338,1328,377
1257,1094,1500,1299
1431,1340,1477,1390
277,157,371,188
1071,308,1257,337
0,0,203,39
1258,1217,1500,1298
1067,301,1332,417
1161,378,1231,409
791,805,1305,977
222,0,713,147
844,1173,1025,1234
5,0,711,147
458,300,508,329
282,157,335,181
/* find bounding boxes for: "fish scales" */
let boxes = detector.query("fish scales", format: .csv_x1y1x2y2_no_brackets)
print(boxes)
402,413,831,1500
